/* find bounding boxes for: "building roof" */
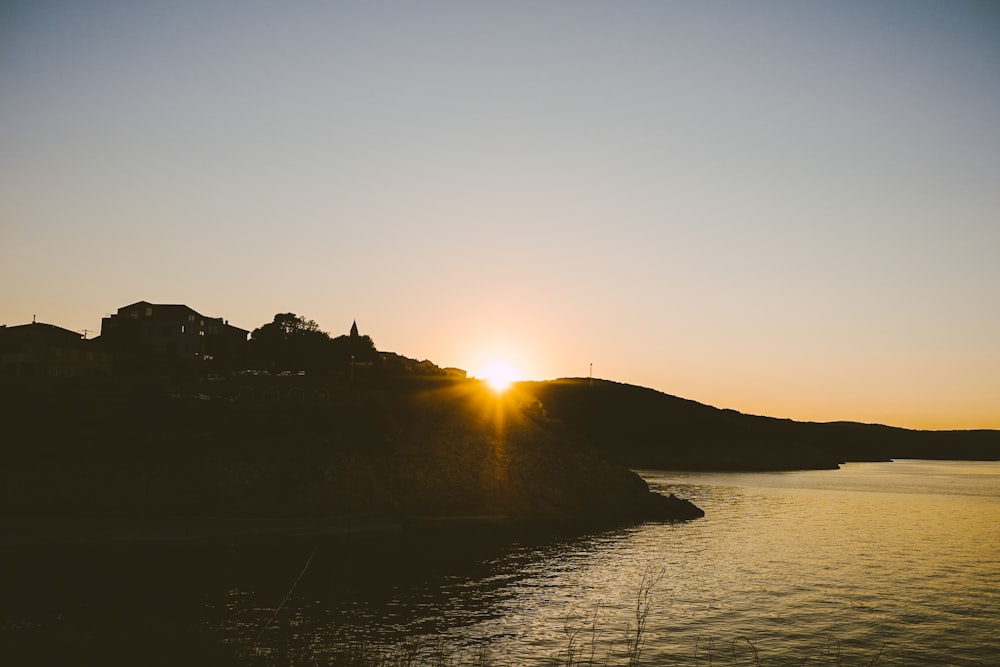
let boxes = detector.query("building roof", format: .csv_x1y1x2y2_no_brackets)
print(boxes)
0,321,83,341
108,300,248,334
115,301,202,318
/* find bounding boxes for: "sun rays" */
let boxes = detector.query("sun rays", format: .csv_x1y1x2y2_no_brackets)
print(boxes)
478,359,522,395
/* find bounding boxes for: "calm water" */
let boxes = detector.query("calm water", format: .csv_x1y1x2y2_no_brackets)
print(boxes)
209,460,1000,665
3,460,997,665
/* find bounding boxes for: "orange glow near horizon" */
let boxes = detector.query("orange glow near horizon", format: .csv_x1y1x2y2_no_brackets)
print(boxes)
478,359,522,395
3,2,1000,436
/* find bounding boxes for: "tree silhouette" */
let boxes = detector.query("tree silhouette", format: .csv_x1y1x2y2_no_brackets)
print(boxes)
249,313,331,373
331,333,378,363
269,313,321,337
248,314,378,375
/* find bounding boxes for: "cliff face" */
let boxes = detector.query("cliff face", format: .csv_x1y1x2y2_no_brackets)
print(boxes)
1,379,702,525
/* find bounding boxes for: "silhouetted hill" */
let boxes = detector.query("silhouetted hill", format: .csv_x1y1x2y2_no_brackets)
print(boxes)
0,377,701,530
522,378,1000,470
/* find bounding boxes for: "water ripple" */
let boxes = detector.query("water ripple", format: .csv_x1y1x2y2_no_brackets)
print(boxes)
209,460,999,665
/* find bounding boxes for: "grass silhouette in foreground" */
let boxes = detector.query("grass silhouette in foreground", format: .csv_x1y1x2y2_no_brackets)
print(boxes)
298,621,907,667
239,566,915,667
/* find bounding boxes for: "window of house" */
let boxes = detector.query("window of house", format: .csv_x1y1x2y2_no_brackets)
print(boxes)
199,330,205,337
145,307,153,317
188,314,195,322
180,325,185,334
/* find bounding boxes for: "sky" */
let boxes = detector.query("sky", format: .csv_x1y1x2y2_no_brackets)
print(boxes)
2,1,999,430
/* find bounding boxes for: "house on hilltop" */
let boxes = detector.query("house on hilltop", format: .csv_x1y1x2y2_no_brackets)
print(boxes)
0,321,112,379
100,301,248,374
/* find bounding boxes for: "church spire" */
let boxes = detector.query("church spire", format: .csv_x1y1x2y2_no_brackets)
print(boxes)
350,320,359,338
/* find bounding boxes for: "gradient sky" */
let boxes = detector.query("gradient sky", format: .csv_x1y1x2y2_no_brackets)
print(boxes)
3,1,999,429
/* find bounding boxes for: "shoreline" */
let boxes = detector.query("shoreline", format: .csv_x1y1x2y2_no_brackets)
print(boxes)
0,511,682,547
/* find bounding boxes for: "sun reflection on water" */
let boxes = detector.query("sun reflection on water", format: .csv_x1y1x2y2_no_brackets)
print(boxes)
206,461,999,665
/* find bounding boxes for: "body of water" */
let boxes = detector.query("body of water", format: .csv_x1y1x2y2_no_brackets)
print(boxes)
3,460,998,665
206,460,999,665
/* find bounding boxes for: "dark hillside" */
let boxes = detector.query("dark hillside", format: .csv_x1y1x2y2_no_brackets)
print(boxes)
0,377,701,528
523,378,1000,470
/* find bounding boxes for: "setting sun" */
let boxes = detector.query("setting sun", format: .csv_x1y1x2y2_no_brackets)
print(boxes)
478,359,522,394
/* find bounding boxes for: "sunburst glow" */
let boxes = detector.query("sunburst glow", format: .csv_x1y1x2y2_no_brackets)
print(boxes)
479,359,522,394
